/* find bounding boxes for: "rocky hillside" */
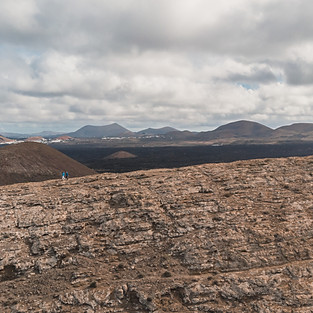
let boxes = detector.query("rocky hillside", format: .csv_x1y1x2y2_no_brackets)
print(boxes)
0,142,95,185
0,135,14,144
1,156,313,312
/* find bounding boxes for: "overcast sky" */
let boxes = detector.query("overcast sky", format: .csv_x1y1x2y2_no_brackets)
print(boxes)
1,0,313,133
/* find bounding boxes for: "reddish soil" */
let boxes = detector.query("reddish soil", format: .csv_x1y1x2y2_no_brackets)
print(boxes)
25,136,45,141
56,135,73,141
0,136,13,143
0,142,95,186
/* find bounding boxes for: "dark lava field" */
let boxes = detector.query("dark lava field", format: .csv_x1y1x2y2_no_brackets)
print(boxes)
51,142,313,173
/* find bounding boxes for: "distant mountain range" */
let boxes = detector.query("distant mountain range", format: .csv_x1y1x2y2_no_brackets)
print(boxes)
1,130,63,139
164,120,313,143
0,123,179,139
2,120,313,143
67,124,179,138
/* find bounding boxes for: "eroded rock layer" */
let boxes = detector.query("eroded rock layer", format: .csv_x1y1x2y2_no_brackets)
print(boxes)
1,156,313,312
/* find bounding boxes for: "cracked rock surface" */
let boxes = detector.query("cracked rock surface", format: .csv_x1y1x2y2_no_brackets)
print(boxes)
1,156,313,312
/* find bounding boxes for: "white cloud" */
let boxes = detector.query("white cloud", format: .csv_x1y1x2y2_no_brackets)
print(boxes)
0,0,313,132
0,0,39,32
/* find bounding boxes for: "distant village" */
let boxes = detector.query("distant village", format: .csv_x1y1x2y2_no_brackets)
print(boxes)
0,135,73,145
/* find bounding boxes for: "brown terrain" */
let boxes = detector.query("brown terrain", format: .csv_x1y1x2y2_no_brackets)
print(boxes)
105,151,137,159
0,136,14,144
25,137,45,142
1,155,313,312
0,142,95,186
55,135,73,141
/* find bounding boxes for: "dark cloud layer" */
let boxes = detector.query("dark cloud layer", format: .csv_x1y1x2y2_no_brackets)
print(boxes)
1,0,313,132
284,61,313,85
226,67,278,85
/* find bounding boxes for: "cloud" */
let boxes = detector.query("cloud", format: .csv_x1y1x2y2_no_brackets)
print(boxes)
284,60,313,85
0,0,313,132
225,65,278,86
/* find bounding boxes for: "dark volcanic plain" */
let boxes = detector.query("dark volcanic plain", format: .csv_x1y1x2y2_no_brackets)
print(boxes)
52,142,313,173
1,156,313,312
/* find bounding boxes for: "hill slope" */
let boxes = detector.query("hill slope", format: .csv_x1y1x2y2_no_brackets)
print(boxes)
1,156,313,311
68,123,134,138
0,135,14,144
276,122,313,133
214,120,273,136
105,150,137,159
137,126,178,136
0,142,95,185
198,120,274,140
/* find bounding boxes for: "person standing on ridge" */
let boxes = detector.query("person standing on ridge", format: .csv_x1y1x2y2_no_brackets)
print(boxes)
65,172,69,179
62,171,65,180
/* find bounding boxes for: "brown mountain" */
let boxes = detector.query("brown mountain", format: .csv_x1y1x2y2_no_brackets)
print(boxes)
55,135,73,141
163,120,275,143
0,135,14,144
198,120,274,140
0,142,95,185
164,130,198,140
167,120,313,144
276,122,313,133
25,136,45,142
213,120,273,136
1,156,313,311
105,150,137,159
137,126,178,136
68,123,135,138
271,122,313,141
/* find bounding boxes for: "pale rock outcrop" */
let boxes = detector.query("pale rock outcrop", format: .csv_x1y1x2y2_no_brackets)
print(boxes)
1,156,313,312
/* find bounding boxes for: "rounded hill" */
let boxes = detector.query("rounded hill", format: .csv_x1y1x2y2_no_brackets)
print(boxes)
213,120,273,138
275,123,313,133
105,151,137,159
0,142,95,185
0,135,14,144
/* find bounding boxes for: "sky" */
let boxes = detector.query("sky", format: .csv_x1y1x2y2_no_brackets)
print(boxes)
1,0,313,133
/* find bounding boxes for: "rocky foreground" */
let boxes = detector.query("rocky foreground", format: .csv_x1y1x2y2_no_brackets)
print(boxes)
1,156,313,312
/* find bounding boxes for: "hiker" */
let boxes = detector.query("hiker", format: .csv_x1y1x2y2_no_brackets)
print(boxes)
65,172,69,179
62,171,65,180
